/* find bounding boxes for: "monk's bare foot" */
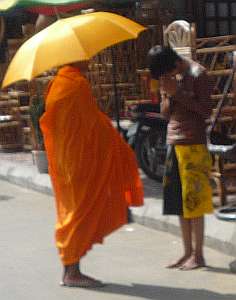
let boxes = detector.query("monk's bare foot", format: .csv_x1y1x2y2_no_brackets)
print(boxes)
166,255,191,269
61,271,105,288
179,255,206,271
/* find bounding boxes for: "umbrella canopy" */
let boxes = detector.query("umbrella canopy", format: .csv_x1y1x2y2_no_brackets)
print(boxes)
2,11,146,88
0,0,89,10
0,0,96,16
0,0,137,11
0,1,138,16
28,3,92,16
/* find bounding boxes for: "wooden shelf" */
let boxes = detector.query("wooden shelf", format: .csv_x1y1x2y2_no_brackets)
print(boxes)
197,44,236,54
212,106,236,116
19,106,30,112
207,69,232,76
23,144,32,151
0,121,20,128
22,127,31,133
93,83,136,89
0,100,19,107
21,115,30,121
211,93,234,100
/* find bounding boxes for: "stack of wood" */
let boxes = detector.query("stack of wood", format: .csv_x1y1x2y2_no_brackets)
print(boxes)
0,76,53,152
0,92,23,151
7,83,32,151
1,21,54,151
0,18,34,151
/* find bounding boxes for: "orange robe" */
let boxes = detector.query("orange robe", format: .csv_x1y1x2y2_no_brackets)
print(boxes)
40,66,143,265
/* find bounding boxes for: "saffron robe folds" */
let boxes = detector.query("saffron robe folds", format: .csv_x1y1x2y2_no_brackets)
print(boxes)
40,66,143,265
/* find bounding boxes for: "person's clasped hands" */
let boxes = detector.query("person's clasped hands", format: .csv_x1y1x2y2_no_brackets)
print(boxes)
160,74,178,97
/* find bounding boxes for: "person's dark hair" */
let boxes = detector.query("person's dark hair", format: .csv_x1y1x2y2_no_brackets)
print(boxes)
147,46,182,79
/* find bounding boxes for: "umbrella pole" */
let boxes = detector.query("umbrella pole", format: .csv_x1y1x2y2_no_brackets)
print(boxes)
111,47,121,132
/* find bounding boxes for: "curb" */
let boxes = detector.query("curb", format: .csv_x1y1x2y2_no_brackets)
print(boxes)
131,202,236,258
0,161,53,196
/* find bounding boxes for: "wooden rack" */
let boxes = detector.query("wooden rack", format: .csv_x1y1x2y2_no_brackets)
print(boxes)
195,34,236,206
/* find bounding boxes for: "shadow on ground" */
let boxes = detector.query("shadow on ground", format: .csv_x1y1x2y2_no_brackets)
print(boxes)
90,283,235,300
203,265,234,275
0,195,14,201
229,260,236,274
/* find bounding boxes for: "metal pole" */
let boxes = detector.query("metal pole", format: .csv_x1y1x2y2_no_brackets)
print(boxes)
111,47,121,132
53,6,61,19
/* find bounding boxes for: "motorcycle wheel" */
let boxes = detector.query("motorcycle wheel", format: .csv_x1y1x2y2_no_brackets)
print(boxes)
135,128,166,182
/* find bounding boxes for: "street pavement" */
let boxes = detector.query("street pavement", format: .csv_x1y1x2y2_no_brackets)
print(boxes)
0,180,235,300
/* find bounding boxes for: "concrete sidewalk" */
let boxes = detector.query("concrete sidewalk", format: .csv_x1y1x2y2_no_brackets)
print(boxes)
0,151,236,263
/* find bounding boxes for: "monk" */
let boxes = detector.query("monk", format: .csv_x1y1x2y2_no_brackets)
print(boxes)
40,61,143,288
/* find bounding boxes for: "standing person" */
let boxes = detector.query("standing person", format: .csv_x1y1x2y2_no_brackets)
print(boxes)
148,46,214,270
40,61,143,287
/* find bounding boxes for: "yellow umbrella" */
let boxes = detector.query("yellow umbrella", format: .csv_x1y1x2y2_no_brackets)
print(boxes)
2,11,146,88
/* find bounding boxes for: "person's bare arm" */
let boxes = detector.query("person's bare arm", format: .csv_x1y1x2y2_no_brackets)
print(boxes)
160,94,171,120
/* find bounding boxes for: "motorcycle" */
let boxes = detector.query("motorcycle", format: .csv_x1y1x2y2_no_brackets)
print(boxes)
125,102,167,182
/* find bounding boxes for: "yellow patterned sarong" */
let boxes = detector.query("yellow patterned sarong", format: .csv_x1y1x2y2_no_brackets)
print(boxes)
175,145,213,218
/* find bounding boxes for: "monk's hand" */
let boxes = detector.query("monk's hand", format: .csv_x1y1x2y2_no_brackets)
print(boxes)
160,75,177,96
